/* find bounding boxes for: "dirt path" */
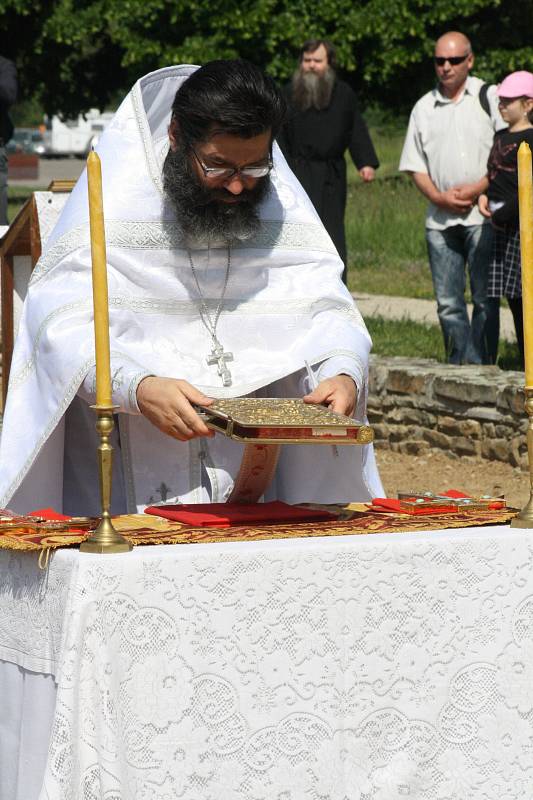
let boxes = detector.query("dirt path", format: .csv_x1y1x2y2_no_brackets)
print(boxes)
375,446,529,509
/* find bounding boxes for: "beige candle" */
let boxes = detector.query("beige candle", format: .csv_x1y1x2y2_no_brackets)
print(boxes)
518,142,533,386
87,150,112,406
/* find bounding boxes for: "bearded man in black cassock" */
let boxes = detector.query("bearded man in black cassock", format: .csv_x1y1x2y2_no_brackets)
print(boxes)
278,40,379,283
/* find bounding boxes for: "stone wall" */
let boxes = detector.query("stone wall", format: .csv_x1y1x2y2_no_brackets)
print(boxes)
368,357,528,469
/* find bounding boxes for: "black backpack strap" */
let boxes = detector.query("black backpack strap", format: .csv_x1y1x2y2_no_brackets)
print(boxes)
479,82,491,118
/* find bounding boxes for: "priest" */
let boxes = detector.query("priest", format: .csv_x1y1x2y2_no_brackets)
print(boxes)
278,40,379,282
0,60,383,514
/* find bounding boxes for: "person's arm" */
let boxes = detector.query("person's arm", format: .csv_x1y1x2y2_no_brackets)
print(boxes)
0,57,17,107
399,103,473,209
410,171,473,214
136,376,214,441
81,360,215,441
347,91,379,178
302,354,366,417
491,196,518,227
358,166,375,183
478,193,491,218
78,361,152,414
453,175,489,203
304,375,357,417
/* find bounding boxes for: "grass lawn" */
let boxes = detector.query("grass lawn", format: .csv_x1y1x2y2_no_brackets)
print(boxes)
368,316,523,371
345,124,434,298
367,316,445,359
346,175,432,297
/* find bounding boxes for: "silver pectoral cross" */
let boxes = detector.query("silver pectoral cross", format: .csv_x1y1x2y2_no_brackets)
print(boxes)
207,342,234,387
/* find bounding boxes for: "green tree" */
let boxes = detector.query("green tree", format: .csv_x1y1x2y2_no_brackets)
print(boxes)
2,0,532,118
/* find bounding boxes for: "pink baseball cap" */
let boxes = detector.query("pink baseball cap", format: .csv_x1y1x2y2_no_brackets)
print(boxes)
497,70,533,99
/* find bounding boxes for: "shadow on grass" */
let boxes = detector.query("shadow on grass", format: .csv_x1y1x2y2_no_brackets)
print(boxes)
497,340,524,372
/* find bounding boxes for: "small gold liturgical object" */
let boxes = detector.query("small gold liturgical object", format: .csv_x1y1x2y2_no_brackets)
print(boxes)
80,405,132,553
511,143,533,528
195,397,373,445
80,150,131,553
511,388,533,528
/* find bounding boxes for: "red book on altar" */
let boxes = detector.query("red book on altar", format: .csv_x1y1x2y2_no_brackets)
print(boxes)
144,501,336,527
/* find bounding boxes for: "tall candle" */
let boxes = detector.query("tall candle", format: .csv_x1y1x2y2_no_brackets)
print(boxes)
518,142,533,386
87,150,112,406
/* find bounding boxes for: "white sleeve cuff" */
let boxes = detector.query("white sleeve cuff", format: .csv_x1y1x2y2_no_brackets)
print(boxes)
315,355,365,395
78,362,152,414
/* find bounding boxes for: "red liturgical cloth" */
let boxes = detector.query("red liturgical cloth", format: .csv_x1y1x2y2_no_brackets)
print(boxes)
144,501,336,528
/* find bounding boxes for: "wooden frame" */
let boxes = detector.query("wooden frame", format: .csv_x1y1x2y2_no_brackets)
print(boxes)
0,181,75,407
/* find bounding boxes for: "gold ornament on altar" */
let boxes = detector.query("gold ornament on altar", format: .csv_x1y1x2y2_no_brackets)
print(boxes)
196,397,374,445
79,150,132,553
511,142,533,528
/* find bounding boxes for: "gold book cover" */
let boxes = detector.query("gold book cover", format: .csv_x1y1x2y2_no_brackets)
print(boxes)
195,398,374,445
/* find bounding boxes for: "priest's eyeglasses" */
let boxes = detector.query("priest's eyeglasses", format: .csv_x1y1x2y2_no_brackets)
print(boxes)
191,146,273,181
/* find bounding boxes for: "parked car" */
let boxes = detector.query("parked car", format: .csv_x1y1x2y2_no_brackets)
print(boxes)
6,128,46,156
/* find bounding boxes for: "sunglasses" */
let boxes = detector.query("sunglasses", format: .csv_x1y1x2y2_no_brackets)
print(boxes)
434,54,470,67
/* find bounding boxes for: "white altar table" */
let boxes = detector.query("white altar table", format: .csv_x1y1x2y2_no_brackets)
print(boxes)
1,524,533,799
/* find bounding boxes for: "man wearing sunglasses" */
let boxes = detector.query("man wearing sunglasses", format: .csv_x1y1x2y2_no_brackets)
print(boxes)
0,59,383,514
400,31,504,364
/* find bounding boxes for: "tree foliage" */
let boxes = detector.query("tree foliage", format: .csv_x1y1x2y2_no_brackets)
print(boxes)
2,0,533,118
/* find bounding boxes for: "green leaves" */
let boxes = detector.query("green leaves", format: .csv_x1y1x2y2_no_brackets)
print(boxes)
2,0,532,117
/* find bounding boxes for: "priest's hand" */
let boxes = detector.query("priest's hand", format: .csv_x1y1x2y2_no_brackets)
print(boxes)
137,377,215,441
303,375,357,417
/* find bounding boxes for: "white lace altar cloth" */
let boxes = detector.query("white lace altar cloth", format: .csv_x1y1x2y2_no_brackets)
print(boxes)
1,524,533,799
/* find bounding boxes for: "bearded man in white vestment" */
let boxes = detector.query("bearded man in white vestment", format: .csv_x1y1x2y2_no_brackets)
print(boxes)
0,60,383,514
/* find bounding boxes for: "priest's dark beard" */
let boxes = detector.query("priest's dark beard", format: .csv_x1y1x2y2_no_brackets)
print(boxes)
291,66,336,111
162,143,270,243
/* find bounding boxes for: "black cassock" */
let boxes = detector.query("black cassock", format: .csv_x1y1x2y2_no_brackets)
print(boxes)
278,79,379,281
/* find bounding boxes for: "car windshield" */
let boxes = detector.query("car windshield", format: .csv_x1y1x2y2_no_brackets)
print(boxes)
7,129,45,154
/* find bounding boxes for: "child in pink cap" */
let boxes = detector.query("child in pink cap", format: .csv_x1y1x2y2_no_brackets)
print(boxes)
478,70,533,365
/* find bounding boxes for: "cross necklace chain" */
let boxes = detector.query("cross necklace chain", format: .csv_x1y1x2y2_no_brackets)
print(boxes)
188,246,234,387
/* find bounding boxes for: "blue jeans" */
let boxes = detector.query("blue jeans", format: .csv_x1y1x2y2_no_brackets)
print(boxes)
426,224,494,364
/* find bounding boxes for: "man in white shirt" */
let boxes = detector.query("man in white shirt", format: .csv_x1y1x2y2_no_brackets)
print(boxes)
399,31,503,364
0,60,383,513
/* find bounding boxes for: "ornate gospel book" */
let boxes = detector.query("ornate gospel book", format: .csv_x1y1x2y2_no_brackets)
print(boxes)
195,398,374,445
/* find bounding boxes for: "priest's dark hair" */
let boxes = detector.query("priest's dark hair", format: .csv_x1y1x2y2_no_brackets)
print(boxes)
171,59,286,145
299,39,337,68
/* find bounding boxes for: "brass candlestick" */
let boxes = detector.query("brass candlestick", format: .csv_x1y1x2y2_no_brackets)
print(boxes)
79,405,132,553
511,387,533,528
